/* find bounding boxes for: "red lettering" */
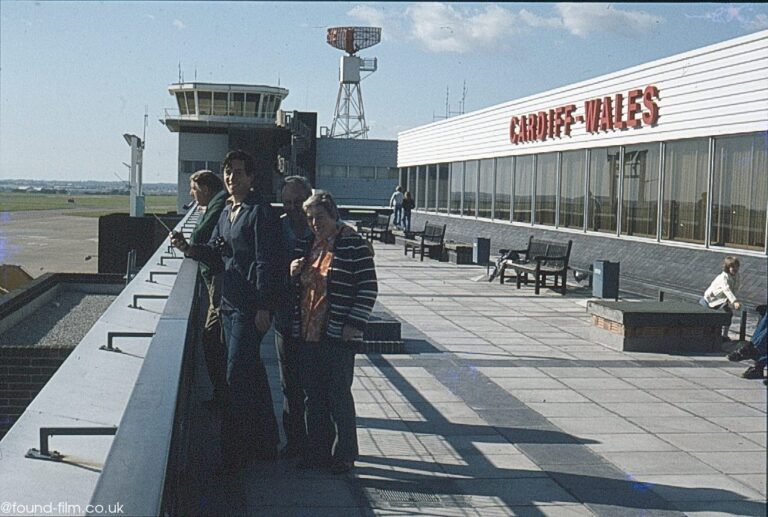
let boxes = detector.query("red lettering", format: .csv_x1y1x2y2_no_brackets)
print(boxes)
548,109,556,138
642,85,660,125
613,93,626,129
527,113,537,141
584,99,601,133
599,96,614,132
626,88,642,128
509,116,518,144
562,104,576,136
519,116,528,143
554,106,564,137
536,112,547,141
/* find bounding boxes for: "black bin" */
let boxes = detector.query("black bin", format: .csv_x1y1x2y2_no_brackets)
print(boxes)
473,238,490,265
593,260,620,300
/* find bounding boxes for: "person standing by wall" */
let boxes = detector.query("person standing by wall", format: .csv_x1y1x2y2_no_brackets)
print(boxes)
699,256,742,340
274,175,313,459
402,191,415,232
171,150,282,474
389,185,404,228
289,191,378,474
188,170,228,413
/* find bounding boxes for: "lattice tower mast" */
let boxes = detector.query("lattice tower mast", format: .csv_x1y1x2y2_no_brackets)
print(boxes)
327,27,380,139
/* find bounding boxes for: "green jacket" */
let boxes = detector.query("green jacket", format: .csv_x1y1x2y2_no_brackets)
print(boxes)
189,189,227,282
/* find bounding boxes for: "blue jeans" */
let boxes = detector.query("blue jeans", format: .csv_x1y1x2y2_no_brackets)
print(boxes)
393,205,402,226
299,339,358,463
220,309,279,463
275,330,307,453
402,210,411,232
753,313,767,367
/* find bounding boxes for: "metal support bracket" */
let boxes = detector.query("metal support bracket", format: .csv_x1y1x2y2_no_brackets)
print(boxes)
26,426,118,462
129,294,169,309
158,256,184,266
100,331,154,353
147,271,178,283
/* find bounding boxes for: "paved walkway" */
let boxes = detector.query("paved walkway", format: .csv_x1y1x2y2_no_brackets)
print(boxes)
186,242,766,516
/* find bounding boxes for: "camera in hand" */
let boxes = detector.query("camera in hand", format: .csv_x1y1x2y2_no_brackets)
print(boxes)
212,236,232,256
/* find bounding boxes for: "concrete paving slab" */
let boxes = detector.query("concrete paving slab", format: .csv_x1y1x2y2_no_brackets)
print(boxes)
657,432,765,452
627,416,727,434
583,433,678,453
639,473,765,501
600,451,718,475
691,451,767,474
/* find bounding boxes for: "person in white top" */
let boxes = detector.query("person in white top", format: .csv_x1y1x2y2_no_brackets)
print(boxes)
699,256,742,339
389,185,404,228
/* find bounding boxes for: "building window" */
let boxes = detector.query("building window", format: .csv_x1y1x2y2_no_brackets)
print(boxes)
176,92,188,115
589,147,620,233
185,92,196,115
416,165,427,209
463,160,478,217
245,94,259,117
495,157,512,221
349,166,375,179
213,92,228,116
622,143,660,238
427,165,438,211
404,166,414,198
318,165,347,178
450,162,463,214
198,91,212,115
560,150,586,230
437,163,449,213
478,159,494,219
377,167,399,180
230,93,244,116
535,152,558,226
711,133,767,251
514,155,533,224
662,138,708,244
181,160,207,175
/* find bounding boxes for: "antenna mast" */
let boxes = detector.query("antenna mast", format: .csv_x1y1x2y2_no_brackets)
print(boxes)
326,26,381,139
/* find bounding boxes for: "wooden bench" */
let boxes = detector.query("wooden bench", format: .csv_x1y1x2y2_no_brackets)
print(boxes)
359,214,391,242
404,222,446,261
444,241,473,264
499,236,573,295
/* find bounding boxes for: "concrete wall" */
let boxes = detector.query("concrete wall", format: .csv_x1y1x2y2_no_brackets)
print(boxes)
316,138,398,205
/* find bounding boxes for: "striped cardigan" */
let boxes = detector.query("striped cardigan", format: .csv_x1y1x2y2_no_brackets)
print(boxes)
291,228,378,342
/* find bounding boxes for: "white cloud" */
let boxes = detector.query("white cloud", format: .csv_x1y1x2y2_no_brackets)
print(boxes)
687,5,768,30
173,19,186,30
555,3,663,38
347,4,406,41
518,8,562,29
405,3,517,53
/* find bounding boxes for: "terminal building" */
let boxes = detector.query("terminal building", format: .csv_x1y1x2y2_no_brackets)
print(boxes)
397,30,767,303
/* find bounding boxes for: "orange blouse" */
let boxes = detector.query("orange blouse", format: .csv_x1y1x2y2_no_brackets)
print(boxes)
300,235,336,342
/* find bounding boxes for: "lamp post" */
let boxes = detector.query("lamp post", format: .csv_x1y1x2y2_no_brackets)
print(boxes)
123,133,145,217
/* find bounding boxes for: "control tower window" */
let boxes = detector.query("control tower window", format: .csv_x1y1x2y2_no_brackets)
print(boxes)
185,92,196,115
198,91,212,115
230,93,244,116
245,94,259,117
213,92,228,116
175,92,188,115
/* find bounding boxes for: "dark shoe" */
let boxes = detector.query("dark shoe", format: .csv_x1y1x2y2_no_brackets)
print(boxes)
330,460,354,475
728,344,758,362
742,366,765,379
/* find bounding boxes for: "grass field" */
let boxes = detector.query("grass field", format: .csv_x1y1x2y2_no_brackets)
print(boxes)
0,192,178,215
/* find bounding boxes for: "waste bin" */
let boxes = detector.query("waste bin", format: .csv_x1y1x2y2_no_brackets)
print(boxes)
593,260,620,300
473,237,490,265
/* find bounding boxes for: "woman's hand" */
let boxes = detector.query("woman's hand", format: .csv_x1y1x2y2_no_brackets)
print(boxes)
254,310,271,334
290,258,305,277
342,325,363,342
170,231,189,252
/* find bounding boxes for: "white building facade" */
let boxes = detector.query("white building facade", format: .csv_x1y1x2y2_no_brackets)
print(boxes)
397,30,768,256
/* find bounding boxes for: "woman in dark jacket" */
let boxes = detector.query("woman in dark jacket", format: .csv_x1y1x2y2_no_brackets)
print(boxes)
289,191,378,474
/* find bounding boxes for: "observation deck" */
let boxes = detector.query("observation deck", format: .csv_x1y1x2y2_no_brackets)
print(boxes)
162,82,289,132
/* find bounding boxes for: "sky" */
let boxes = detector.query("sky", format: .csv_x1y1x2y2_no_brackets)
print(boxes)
1,2,767,184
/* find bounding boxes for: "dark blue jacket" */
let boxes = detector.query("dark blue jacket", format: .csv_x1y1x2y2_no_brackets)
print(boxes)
187,191,284,314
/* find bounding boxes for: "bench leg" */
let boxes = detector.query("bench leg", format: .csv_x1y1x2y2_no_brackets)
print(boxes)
404,244,408,256
516,271,522,289
560,272,567,295
499,264,506,284
534,271,541,295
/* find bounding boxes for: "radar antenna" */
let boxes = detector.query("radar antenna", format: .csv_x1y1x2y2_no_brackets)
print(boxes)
326,26,381,139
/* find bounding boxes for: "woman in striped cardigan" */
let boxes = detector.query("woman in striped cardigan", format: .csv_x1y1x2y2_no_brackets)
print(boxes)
289,191,378,474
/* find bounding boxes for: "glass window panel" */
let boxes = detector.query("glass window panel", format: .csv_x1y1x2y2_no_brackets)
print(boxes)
317,165,333,178
207,161,221,175
427,165,438,211
245,94,259,117
406,167,416,197
437,163,449,213
513,155,533,223
450,162,463,214
230,92,244,116
175,92,187,115
494,157,512,221
535,153,558,226
588,147,620,233
185,92,196,114
622,144,660,238
463,160,478,216
662,138,709,244
398,167,406,186
478,159,494,219
711,133,767,251
416,165,427,209
331,165,347,178
377,167,399,179
198,91,212,115
213,92,228,115
560,150,586,229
